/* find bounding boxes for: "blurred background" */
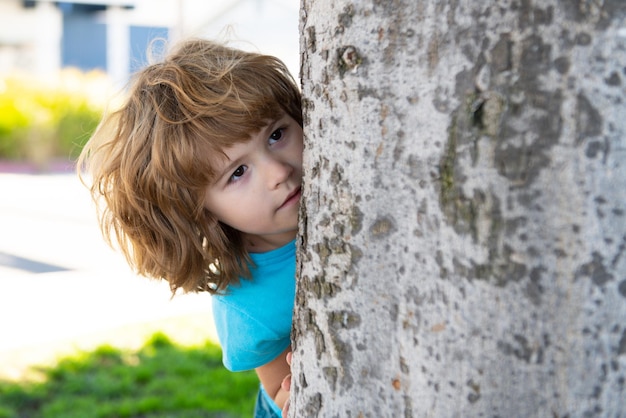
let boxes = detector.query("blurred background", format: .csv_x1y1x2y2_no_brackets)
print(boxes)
0,1,299,415
0,0,300,171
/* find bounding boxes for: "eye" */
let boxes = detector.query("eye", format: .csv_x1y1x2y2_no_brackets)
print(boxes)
229,165,247,182
268,128,284,145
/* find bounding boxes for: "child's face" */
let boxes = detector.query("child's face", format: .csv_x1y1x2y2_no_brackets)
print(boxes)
203,114,303,253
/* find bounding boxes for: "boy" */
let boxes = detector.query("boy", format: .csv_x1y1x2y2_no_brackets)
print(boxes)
77,38,301,417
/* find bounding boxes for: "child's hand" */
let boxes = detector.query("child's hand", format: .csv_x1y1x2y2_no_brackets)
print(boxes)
281,351,292,418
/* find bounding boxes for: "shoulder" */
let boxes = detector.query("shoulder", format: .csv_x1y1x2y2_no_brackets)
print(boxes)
211,240,296,371
212,292,291,371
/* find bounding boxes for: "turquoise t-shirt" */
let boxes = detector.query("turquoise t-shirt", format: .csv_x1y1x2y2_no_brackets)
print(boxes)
212,240,296,372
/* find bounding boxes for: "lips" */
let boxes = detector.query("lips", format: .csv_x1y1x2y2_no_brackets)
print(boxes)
279,187,302,209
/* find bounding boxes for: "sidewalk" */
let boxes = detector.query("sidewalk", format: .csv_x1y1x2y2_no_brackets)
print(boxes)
0,171,217,380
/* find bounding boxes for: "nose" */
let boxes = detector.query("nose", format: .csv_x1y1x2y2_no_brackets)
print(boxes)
265,156,292,189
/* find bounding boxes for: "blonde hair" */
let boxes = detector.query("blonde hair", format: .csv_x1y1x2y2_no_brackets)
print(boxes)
77,38,302,294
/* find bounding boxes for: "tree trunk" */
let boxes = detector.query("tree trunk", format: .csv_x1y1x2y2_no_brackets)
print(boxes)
292,0,626,416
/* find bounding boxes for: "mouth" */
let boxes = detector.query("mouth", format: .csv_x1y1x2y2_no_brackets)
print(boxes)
279,187,302,210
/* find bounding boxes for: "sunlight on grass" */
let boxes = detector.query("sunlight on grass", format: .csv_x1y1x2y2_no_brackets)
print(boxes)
0,333,258,418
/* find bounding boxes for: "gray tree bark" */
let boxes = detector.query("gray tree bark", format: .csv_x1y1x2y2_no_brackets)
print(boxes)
292,1,626,417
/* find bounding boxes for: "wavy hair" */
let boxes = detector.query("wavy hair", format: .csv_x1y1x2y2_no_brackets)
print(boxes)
77,38,302,294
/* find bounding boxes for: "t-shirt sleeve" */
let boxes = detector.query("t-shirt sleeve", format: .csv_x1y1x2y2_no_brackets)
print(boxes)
212,298,290,372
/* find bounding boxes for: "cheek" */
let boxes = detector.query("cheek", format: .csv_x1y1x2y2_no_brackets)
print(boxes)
202,194,215,212
297,138,304,158
292,141,304,164
202,196,211,211
202,192,229,219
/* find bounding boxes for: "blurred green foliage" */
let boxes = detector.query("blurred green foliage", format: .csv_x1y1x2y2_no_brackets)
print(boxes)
0,69,106,166
0,333,259,418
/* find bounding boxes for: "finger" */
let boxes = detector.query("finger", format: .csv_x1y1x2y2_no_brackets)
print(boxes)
282,399,290,418
281,373,292,392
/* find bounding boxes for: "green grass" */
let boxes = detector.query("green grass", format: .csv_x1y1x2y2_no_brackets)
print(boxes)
0,333,259,418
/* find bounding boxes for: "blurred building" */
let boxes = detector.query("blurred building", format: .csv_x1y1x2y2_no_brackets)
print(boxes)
0,0,299,84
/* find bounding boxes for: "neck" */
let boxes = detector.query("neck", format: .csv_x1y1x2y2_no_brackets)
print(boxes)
244,232,296,253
